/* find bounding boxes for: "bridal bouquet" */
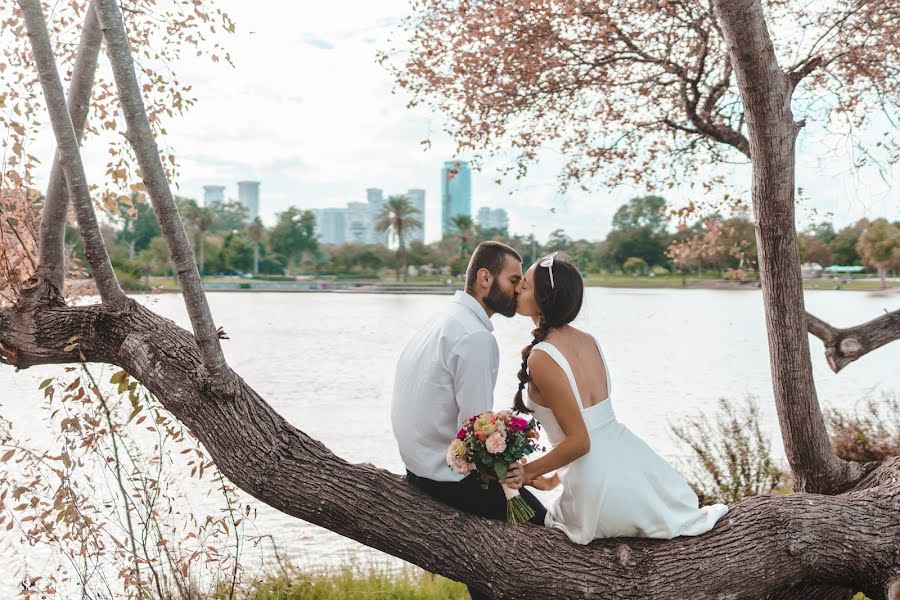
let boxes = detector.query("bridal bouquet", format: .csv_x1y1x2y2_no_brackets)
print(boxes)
447,410,543,524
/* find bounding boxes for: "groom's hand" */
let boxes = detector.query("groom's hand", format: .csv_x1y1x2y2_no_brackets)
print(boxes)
501,462,525,489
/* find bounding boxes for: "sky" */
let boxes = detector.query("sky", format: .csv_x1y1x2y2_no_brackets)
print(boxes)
31,0,900,243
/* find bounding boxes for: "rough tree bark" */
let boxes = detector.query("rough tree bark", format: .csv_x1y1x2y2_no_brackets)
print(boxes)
35,7,102,297
710,0,863,496
807,308,900,373
1,301,899,599
91,0,227,375
19,0,125,306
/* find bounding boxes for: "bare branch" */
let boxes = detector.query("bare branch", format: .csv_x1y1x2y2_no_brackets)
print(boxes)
787,55,825,86
17,0,125,305
92,0,227,375
807,308,900,373
37,7,103,295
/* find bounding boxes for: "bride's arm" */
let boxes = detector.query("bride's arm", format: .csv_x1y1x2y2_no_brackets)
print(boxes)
517,351,591,485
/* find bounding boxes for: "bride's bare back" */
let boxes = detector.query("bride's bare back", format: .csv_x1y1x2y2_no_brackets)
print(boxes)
527,324,609,410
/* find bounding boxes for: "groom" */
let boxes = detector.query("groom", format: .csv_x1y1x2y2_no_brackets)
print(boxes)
392,241,546,596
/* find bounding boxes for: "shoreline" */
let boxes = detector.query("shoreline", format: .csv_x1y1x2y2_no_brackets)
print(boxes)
119,279,900,296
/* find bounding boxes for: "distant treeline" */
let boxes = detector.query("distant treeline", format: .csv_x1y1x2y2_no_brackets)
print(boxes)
68,194,900,285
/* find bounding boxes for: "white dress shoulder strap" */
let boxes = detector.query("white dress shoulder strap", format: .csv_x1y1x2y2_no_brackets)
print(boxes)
592,335,611,399
531,341,586,409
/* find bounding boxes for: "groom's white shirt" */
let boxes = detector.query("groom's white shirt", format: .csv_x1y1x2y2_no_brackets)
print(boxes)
391,290,499,482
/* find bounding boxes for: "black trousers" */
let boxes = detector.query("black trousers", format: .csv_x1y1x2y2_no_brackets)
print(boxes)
407,470,547,600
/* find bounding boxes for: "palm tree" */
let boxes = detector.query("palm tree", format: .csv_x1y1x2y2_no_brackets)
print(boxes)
246,217,265,275
450,214,475,260
184,203,214,277
376,196,423,281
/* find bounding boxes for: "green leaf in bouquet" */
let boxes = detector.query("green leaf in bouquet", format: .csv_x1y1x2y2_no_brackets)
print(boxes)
494,462,507,480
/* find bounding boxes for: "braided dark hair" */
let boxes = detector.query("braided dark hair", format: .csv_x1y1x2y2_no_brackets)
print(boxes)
513,322,551,413
512,252,584,414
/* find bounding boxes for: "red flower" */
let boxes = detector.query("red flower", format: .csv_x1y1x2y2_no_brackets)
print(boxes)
508,417,528,432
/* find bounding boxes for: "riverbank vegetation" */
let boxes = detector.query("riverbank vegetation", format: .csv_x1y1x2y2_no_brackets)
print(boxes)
49,191,900,289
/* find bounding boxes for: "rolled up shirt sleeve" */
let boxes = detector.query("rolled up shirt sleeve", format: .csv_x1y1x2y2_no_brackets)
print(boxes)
447,329,500,428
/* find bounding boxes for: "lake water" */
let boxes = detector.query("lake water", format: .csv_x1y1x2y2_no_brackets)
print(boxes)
1,288,898,591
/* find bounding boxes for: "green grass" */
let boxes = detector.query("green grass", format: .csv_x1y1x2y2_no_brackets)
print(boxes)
130,274,898,293
243,565,469,600
803,278,898,291
582,274,722,287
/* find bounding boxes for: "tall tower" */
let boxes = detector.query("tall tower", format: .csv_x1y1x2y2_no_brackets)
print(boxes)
345,202,371,244
312,208,347,245
237,181,260,221
202,185,225,208
441,160,472,238
405,188,426,243
366,187,386,244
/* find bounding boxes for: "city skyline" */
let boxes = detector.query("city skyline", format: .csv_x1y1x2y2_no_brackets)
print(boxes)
23,0,896,245
312,186,427,246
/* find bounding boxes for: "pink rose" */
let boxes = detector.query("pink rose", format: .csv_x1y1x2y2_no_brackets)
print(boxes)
508,417,528,432
486,431,507,454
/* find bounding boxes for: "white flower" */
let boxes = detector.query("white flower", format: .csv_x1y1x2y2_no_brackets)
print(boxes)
486,431,507,454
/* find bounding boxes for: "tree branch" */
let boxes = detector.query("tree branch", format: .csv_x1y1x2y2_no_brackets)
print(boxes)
2,299,900,599
35,7,103,297
787,55,825,86
91,0,227,376
806,308,900,373
18,0,125,305
711,0,858,495
0,300,900,600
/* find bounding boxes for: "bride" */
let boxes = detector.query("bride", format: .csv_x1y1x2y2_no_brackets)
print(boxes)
501,252,728,544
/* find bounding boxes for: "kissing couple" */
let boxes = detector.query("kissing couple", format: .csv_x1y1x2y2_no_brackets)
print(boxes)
391,242,727,599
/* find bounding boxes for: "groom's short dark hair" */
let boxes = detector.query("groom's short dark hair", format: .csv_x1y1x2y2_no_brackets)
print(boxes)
465,241,522,291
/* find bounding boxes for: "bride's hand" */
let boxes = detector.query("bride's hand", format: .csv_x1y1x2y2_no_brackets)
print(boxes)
527,473,561,491
500,462,525,489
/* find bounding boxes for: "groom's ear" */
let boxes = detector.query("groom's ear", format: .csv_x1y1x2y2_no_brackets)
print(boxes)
474,267,493,291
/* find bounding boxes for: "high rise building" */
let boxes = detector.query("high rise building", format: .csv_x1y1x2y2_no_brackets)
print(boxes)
367,187,388,245
202,185,225,208
405,188,426,243
441,160,472,238
237,181,260,221
476,207,509,233
345,201,372,244
312,208,347,245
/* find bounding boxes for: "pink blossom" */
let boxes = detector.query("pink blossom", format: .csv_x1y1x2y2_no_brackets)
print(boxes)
486,431,507,454
508,417,528,432
448,454,474,474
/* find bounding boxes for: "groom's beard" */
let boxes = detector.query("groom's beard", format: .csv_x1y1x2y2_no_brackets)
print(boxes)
484,280,518,318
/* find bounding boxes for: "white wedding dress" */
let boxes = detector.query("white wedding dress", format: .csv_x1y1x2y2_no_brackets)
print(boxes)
525,337,728,544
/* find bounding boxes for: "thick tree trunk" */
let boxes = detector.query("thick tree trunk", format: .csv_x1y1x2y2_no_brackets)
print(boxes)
19,0,125,305
807,308,900,373
711,0,860,494
253,242,259,275
2,300,900,600
92,0,226,375
36,8,102,295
